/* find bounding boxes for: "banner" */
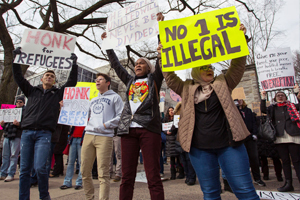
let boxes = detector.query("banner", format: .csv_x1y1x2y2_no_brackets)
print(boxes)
76,82,98,100
1,104,16,109
14,29,76,70
256,48,295,91
162,122,173,131
0,108,22,123
102,0,159,50
170,90,182,102
159,6,249,72
58,87,90,126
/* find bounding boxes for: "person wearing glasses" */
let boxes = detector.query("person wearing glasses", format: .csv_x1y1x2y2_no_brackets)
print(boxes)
159,24,260,199
81,73,123,200
0,96,26,182
12,47,78,200
261,86,300,192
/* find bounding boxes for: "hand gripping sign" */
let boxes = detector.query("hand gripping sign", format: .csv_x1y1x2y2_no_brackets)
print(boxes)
159,6,249,72
14,29,76,70
102,0,159,50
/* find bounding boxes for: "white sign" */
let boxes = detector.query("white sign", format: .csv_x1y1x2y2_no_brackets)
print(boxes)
162,122,173,131
58,87,90,126
0,108,22,123
14,29,76,70
102,0,159,50
255,48,295,91
256,190,300,200
173,115,180,128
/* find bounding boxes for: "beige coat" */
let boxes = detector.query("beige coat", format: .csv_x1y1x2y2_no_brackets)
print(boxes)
162,56,250,152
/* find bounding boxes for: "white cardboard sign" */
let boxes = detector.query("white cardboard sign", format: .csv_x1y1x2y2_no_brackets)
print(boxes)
58,87,90,126
102,0,159,50
162,122,173,131
255,48,295,91
0,108,22,123
14,29,76,70
173,115,180,128
256,190,300,200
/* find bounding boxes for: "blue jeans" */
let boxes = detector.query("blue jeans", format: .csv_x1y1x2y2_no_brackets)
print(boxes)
189,145,259,200
0,137,21,177
19,130,52,200
180,151,196,182
63,138,82,187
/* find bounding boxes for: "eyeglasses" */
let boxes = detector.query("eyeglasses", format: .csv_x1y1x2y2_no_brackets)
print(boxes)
16,101,23,103
276,94,286,97
199,65,215,71
95,78,105,82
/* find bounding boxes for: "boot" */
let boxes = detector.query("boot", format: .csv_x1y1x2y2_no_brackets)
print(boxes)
277,180,294,192
223,179,233,193
170,167,176,180
176,164,185,179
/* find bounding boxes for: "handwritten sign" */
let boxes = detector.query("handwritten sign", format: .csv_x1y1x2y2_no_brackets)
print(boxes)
58,87,90,126
1,104,16,109
256,48,295,91
14,29,76,70
76,82,98,100
0,108,22,123
174,115,180,128
232,87,246,100
170,90,182,102
256,190,300,200
102,0,159,50
159,6,249,72
162,122,173,131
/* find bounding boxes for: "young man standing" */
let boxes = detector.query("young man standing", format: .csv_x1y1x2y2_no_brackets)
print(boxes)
12,47,78,200
81,73,123,200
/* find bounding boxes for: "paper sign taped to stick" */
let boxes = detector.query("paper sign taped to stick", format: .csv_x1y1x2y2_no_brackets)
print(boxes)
58,87,90,126
255,48,295,91
162,122,173,131
174,115,180,128
14,29,76,70
102,0,159,50
231,87,245,100
76,82,98,100
0,108,22,123
159,6,249,72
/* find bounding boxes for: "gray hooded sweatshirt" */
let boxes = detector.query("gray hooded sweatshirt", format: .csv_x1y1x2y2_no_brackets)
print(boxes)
85,90,123,137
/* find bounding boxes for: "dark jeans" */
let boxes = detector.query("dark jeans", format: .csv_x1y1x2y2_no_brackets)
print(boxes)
120,128,164,200
160,143,165,174
276,143,300,182
260,156,282,178
180,152,196,182
52,154,64,176
19,130,52,200
244,139,261,181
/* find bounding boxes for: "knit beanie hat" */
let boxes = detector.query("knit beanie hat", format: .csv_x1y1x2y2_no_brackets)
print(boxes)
16,96,25,104
139,57,155,74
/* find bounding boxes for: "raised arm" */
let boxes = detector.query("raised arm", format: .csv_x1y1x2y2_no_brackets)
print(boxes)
260,90,268,114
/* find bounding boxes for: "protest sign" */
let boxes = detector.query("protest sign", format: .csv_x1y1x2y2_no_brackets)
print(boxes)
162,122,173,131
174,115,180,128
159,91,165,113
102,0,159,50
58,87,90,126
256,190,300,200
231,87,246,100
1,104,16,109
252,101,270,116
170,90,182,102
13,29,76,70
0,108,22,123
76,82,98,100
256,48,295,91
159,6,249,72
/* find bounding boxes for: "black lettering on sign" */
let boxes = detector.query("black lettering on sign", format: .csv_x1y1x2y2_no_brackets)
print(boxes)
188,39,202,61
216,12,238,31
172,46,182,67
222,31,240,54
162,47,173,68
211,34,225,57
179,43,191,64
165,26,176,42
200,37,212,60
194,19,210,36
17,52,27,64
177,25,187,39
165,25,187,42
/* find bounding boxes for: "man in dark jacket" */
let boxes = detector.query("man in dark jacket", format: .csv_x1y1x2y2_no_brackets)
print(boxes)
12,47,78,200
0,96,25,182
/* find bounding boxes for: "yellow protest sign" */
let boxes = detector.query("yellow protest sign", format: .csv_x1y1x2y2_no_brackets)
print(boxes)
159,6,249,72
76,82,98,100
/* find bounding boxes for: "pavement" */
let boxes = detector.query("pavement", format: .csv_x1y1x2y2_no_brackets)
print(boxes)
1,157,300,200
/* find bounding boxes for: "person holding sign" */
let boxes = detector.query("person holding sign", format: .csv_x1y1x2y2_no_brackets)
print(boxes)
81,73,123,200
12,47,78,200
101,12,165,200
261,87,300,192
159,24,260,199
0,96,25,182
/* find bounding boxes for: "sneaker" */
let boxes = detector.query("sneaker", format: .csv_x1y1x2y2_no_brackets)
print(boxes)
254,179,266,186
74,185,82,190
113,176,121,182
60,185,71,190
160,173,164,177
4,175,14,182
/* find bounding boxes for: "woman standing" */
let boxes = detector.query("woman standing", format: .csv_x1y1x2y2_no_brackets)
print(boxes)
159,24,259,199
261,88,300,192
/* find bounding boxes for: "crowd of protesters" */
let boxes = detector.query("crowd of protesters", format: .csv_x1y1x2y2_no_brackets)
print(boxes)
0,11,300,200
